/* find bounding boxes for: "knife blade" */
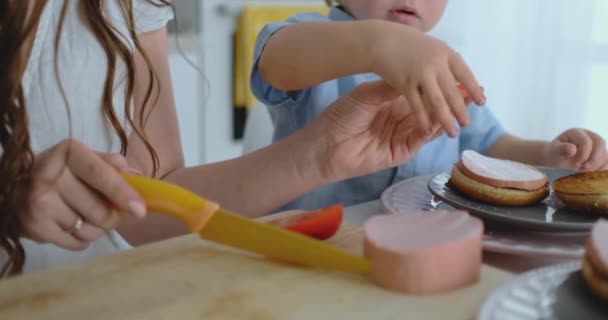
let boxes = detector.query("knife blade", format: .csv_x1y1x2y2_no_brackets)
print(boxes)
122,174,370,273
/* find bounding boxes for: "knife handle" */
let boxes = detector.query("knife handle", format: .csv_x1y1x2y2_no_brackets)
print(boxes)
122,174,219,232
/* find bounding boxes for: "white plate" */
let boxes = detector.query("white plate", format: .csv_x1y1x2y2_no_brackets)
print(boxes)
381,175,585,259
477,261,607,320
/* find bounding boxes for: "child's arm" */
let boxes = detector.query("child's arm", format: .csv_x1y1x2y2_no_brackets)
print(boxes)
258,20,485,138
486,130,608,170
259,21,376,91
485,134,549,165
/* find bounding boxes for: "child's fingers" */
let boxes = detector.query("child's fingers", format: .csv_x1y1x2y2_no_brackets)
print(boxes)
555,142,577,158
449,53,485,106
438,71,469,127
562,133,593,167
421,77,458,137
581,132,607,170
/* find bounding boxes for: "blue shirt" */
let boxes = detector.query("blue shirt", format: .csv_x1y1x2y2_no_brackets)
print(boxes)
251,7,505,211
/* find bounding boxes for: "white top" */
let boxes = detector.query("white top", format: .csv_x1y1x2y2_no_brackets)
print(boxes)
6,0,173,273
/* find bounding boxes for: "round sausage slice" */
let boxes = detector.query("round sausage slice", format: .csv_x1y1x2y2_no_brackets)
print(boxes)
363,210,483,294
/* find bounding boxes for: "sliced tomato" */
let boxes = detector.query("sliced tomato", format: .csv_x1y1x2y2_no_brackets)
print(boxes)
268,204,343,240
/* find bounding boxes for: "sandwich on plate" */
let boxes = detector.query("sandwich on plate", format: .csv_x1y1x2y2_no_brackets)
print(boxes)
450,150,549,206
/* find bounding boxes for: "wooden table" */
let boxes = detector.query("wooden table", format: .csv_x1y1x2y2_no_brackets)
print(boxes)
0,214,513,320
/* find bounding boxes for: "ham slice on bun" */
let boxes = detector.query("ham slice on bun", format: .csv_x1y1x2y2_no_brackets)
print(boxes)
450,150,549,206
363,210,483,294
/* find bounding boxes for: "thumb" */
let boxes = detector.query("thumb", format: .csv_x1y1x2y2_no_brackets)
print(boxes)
554,142,577,158
349,80,401,106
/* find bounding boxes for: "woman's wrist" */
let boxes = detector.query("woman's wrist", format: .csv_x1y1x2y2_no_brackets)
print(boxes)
282,120,335,188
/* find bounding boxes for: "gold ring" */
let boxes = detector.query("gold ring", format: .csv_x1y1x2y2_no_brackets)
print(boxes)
68,216,83,234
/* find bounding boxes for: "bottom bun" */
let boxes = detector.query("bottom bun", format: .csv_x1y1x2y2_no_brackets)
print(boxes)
554,191,608,215
450,166,549,206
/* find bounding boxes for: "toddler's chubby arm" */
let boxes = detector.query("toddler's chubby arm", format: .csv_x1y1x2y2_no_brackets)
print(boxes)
486,130,608,171
259,21,376,92
259,20,485,137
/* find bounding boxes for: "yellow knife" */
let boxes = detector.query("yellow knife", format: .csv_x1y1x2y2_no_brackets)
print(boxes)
122,174,370,273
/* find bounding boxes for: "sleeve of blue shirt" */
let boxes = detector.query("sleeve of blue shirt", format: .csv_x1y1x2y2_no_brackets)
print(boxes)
459,105,506,155
250,13,329,108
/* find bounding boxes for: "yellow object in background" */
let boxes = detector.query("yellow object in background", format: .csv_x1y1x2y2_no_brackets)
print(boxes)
233,5,328,111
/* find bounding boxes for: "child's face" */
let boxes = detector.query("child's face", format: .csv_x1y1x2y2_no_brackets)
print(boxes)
340,0,447,31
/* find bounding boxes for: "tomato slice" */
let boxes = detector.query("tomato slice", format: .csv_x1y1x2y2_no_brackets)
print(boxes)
268,204,343,240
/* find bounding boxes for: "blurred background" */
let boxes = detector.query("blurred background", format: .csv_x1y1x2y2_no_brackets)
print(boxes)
167,0,607,166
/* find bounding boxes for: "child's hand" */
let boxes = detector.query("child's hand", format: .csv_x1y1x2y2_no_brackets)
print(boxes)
369,21,485,137
546,129,608,171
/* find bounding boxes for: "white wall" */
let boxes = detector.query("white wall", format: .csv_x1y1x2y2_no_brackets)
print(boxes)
169,49,201,166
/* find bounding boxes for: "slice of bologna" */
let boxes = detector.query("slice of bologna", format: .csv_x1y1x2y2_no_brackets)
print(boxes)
363,210,483,294
458,150,547,190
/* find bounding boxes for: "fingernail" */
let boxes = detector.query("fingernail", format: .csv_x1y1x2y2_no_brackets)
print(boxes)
449,126,460,138
480,95,487,106
461,117,470,127
128,201,147,218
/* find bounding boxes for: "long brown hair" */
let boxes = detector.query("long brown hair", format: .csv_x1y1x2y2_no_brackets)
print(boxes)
0,0,172,277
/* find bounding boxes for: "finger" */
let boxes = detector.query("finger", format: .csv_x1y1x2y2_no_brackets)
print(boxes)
44,200,91,250
449,53,485,106
54,208,107,243
65,141,147,218
72,222,107,243
439,71,470,127
428,125,445,142
58,169,122,229
564,132,593,167
47,223,91,251
97,153,143,176
97,152,129,172
555,142,577,158
581,132,607,171
405,123,441,154
405,85,431,132
348,80,401,106
420,77,459,137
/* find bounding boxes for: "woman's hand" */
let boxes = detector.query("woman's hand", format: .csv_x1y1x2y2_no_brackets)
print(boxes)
317,80,443,181
22,139,147,250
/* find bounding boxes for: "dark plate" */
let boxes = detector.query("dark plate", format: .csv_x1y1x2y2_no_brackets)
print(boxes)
428,167,601,232
551,271,608,320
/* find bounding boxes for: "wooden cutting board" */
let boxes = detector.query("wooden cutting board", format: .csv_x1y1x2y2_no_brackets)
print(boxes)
0,222,513,320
